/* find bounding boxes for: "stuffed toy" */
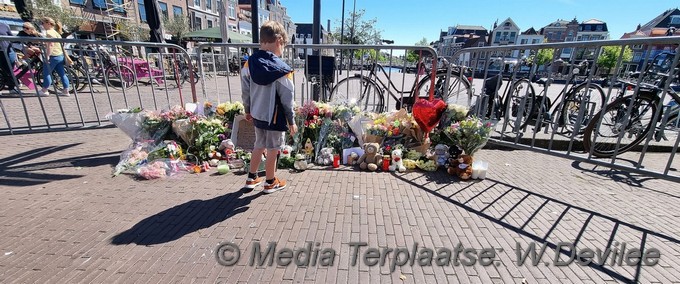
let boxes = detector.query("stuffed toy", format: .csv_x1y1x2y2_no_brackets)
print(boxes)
448,154,473,180
388,148,406,172
316,147,334,165
208,145,222,167
280,145,293,158
304,138,315,158
431,144,450,167
447,145,463,168
347,151,359,165
218,139,235,158
358,143,381,171
294,154,308,171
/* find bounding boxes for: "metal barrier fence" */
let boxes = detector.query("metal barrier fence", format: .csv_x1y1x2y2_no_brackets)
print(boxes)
449,37,680,182
194,42,472,110
2,35,678,182
0,36,195,134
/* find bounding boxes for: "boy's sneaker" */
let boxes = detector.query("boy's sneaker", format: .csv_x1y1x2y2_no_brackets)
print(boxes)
244,176,263,189
263,178,286,194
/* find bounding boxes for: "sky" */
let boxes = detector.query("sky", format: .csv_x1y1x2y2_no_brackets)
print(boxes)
282,0,679,45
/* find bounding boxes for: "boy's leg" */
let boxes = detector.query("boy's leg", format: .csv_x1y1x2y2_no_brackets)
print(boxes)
263,130,286,194
245,127,268,189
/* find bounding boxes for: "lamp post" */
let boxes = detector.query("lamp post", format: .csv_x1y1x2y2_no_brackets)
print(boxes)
339,0,346,74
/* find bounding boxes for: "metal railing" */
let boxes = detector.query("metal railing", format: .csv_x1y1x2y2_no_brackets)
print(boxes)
450,36,680,182
0,36,195,134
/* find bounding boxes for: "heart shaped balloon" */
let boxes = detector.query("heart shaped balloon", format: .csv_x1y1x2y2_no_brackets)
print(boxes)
413,98,447,134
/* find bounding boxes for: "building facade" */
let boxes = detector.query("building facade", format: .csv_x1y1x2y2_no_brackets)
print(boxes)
621,8,680,73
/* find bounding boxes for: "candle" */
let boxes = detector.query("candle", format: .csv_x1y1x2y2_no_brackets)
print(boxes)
479,161,489,179
382,155,390,171
333,154,340,168
471,161,481,179
217,162,230,174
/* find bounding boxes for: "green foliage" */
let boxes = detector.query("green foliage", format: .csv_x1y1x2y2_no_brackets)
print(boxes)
116,20,150,41
26,0,87,34
164,15,190,43
406,38,429,63
534,48,554,67
333,9,382,45
597,46,633,73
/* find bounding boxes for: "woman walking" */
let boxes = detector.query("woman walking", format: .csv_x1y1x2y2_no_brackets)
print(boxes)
38,17,70,97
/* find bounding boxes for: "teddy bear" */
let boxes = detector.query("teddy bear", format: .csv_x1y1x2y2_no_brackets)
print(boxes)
358,143,381,171
218,139,235,158
294,154,308,171
315,147,334,165
388,148,406,172
447,145,463,168
280,145,293,158
207,145,222,167
431,144,450,167
447,154,473,180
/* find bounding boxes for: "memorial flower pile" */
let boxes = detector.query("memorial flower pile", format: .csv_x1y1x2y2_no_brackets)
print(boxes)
443,117,493,156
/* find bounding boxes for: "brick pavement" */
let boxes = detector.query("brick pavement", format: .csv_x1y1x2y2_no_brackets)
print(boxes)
0,127,679,283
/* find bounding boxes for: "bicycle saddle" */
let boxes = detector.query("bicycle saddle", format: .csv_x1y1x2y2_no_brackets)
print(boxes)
536,77,553,86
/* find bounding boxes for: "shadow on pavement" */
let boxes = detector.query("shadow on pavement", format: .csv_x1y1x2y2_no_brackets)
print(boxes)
393,171,680,284
0,143,119,187
110,188,263,246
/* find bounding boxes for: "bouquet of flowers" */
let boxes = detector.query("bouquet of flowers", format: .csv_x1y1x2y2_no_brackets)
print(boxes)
443,117,493,156
106,107,145,141
136,160,170,179
215,101,245,124
147,140,184,161
440,104,469,127
113,141,152,176
191,118,227,161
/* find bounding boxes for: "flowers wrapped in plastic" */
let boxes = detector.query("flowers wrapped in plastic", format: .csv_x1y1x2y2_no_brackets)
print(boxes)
443,117,493,157
113,141,152,176
106,108,145,141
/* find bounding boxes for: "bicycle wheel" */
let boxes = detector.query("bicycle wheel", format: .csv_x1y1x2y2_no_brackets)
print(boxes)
35,66,78,94
559,83,606,134
104,65,136,90
502,79,536,131
412,71,472,108
330,76,384,113
582,93,658,158
72,67,89,92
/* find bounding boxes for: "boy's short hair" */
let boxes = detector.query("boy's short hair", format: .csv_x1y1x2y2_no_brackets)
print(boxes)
260,21,288,45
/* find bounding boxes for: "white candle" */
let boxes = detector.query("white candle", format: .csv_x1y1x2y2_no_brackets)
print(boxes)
479,161,489,179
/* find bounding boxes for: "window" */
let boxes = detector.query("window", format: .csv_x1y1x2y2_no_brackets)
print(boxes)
173,6,183,16
556,31,562,39
206,0,211,10
194,17,202,30
159,2,168,19
228,2,236,18
138,0,146,22
207,20,213,28
69,0,86,5
633,52,642,61
632,44,643,49
194,0,200,7
480,52,485,59
94,0,124,12
520,39,527,44
477,42,484,47
596,25,602,31
671,16,680,24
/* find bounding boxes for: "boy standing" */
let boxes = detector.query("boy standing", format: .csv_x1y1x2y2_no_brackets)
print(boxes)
241,21,297,193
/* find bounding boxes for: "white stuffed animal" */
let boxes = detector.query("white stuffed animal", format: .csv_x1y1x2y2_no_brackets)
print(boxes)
315,147,334,165
280,145,293,158
388,149,406,172
433,144,450,167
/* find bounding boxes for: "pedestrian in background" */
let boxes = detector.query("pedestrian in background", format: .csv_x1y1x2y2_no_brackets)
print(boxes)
0,22,18,93
38,17,70,97
241,21,297,194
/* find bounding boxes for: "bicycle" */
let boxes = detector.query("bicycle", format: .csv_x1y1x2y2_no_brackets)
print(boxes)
68,47,136,92
582,51,680,158
1,49,79,95
481,59,606,133
329,58,473,113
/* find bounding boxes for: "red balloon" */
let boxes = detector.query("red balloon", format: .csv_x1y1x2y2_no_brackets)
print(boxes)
413,98,447,134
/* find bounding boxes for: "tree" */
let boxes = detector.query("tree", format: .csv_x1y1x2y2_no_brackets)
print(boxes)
116,19,150,42
405,37,430,63
333,9,382,45
26,0,86,35
164,15,190,44
597,46,632,75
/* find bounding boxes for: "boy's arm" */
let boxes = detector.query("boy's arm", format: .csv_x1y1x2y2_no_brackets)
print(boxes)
240,61,251,114
277,72,296,125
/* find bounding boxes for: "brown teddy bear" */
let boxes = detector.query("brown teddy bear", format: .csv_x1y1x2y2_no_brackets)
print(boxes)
358,143,382,171
448,154,473,180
